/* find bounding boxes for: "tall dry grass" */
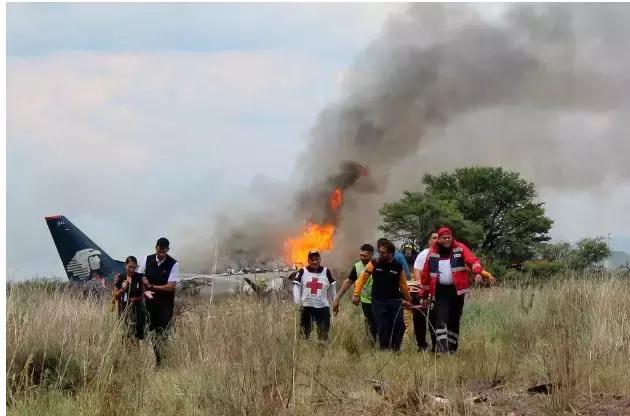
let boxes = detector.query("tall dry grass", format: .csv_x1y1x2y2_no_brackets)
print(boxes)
6,273,630,415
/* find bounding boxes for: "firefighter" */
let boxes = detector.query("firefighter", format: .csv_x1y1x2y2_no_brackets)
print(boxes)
419,227,490,353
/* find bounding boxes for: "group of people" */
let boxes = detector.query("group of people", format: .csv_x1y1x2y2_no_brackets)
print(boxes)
111,237,179,366
291,227,495,353
113,229,493,365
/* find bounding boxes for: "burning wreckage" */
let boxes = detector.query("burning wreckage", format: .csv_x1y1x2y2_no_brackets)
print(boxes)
283,160,372,268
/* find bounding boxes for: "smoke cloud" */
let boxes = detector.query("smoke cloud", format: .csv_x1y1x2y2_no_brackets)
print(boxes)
184,4,630,271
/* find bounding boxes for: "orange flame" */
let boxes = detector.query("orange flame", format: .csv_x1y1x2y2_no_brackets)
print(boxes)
283,188,344,267
284,223,335,266
330,188,342,211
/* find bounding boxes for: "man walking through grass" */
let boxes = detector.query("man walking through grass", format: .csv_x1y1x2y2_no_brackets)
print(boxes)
332,243,377,342
138,237,179,366
292,250,337,342
419,227,490,353
352,241,411,351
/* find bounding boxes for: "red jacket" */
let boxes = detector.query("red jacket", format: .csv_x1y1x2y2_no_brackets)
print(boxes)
419,240,483,297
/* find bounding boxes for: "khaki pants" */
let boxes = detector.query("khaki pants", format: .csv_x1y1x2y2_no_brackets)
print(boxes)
403,309,414,341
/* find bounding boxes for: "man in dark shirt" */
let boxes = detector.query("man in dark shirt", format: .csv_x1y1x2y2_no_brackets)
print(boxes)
138,237,179,366
352,241,411,351
332,243,376,342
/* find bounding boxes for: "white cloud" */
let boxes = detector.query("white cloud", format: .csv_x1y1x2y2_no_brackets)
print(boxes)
6,49,346,277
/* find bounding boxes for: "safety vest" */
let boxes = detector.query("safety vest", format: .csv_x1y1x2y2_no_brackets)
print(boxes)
423,241,483,297
356,261,372,304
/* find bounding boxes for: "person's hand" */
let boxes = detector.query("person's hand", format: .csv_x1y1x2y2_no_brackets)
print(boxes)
121,280,128,290
351,295,360,306
474,274,484,285
332,301,340,317
419,298,430,309
487,274,497,287
142,277,150,288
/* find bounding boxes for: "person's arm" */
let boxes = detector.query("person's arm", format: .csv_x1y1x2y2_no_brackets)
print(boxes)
413,250,427,283
292,282,301,305
461,244,483,275
396,252,411,279
112,285,125,300
291,269,304,305
326,269,337,304
145,263,178,293
334,266,357,303
420,256,431,299
137,257,146,274
335,279,353,302
398,271,411,302
352,262,374,303
481,270,497,286
112,275,126,299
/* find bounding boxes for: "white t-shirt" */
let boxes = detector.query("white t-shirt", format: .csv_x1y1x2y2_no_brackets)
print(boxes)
413,248,430,271
438,259,453,285
414,249,454,285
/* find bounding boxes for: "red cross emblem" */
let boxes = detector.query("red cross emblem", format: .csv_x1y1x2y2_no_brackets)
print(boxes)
305,277,323,294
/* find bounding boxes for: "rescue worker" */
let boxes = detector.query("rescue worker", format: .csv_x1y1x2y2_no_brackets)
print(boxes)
331,243,376,342
419,227,488,353
138,237,179,366
412,232,439,351
352,241,411,351
292,250,337,342
400,242,420,347
376,238,412,279
112,256,147,341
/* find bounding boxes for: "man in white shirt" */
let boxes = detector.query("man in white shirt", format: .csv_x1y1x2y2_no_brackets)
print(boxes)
138,237,179,366
291,250,337,342
411,232,439,351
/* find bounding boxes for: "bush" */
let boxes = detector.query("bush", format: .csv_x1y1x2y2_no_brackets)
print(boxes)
522,260,566,280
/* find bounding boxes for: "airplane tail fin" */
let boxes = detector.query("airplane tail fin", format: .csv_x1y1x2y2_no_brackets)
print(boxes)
45,215,124,281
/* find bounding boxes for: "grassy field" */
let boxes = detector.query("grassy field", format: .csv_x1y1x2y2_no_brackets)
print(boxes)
6,273,630,415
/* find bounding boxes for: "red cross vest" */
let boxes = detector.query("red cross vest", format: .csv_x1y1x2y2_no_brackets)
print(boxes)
299,266,331,308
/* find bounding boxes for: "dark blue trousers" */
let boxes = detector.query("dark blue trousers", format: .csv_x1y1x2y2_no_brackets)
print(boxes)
371,299,405,351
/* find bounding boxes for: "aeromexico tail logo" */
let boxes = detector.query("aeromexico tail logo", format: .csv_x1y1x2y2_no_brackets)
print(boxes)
66,248,102,280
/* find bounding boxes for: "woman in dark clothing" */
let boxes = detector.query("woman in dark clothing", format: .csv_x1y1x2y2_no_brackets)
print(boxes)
113,256,146,341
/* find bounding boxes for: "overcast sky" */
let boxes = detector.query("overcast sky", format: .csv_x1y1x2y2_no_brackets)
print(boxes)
7,3,630,279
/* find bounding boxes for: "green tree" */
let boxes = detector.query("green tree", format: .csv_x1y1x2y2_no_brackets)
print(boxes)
379,167,553,262
534,241,573,262
568,236,611,271
379,193,483,246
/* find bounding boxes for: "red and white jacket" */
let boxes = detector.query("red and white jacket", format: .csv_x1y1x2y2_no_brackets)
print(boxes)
419,240,483,297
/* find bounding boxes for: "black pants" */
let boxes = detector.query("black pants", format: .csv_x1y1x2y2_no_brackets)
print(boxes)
119,300,146,340
410,292,430,350
371,299,405,351
432,284,465,353
146,302,173,366
300,306,330,341
361,302,378,342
